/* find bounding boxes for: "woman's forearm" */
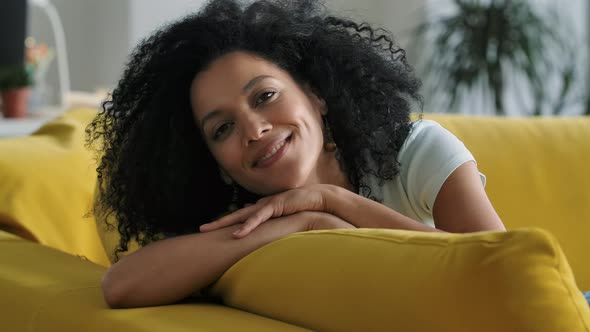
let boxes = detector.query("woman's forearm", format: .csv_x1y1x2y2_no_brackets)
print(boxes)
324,162,505,233
102,217,306,308
324,185,443,232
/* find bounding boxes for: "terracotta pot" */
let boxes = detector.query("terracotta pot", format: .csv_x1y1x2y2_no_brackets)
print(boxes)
1,87,31,118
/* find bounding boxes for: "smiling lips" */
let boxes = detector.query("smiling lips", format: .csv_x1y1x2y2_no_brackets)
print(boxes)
258,140,286,162
253,135,291,168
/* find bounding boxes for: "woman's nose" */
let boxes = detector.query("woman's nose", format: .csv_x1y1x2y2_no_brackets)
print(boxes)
240,111,272,146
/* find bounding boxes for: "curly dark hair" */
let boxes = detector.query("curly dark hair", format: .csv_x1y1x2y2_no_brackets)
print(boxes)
86,0,422,260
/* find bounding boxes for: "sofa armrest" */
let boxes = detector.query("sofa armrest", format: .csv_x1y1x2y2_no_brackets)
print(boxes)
0,108,110,266
0,230,309,332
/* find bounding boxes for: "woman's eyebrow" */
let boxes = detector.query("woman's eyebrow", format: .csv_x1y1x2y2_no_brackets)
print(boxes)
242,75,273,93
200,110,222,129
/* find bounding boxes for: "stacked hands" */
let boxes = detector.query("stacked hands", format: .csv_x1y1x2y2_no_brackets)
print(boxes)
199,184,356,237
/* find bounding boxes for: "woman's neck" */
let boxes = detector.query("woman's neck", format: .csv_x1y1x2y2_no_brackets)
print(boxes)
317,150,356,193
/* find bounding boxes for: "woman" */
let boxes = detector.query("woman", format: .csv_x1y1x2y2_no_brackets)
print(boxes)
87,0,506,309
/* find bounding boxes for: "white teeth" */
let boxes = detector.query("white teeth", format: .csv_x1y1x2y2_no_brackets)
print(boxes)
258,140,286,163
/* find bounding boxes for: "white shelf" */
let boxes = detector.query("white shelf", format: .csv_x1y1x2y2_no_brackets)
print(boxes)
0,106,65,138
0,90,105,138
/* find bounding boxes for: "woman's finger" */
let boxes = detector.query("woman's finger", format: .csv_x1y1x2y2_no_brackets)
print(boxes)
199,204,259,231
232,205,276,238
257,196,271,204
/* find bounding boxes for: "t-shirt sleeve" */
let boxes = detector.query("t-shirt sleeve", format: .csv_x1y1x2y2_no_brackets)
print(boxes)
397,120,485,220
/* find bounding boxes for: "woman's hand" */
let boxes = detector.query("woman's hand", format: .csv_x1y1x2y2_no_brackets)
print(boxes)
199,184,340,238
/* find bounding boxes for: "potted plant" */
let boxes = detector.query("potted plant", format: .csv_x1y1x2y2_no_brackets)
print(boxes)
0,65,32,118
0,38,54,118
414,0,576,116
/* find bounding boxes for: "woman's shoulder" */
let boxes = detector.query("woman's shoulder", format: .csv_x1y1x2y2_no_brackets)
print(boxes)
401,119,459,155
408,118,447,137
397,118,478,183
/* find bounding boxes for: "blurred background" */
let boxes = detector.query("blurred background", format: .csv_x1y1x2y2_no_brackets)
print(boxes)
2,0,589,118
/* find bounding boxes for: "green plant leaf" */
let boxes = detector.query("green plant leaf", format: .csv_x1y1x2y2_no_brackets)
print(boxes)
414,0,577,115
0,65,32,91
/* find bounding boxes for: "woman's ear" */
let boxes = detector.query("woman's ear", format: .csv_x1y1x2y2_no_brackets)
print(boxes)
318,97,328,115
219,168,233,185
304,84,328,115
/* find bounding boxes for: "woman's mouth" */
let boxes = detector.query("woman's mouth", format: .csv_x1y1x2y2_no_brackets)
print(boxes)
253,135,292,168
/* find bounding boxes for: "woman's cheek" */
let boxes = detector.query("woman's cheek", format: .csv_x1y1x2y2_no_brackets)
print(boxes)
219,143,242,169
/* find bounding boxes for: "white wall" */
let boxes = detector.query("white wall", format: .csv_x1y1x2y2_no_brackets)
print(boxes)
128,0,206,53
28,0,130,104
326,0,425,64
327,0,424,46
28,0,204,103
126,0,424,56
26,0,589,115
28,0,422,105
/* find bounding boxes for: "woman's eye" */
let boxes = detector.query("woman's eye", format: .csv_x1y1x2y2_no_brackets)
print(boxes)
213,122,233,140
255,91,276,107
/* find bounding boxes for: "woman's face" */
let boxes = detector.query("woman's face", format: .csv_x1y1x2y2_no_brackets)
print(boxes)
190,51,332,195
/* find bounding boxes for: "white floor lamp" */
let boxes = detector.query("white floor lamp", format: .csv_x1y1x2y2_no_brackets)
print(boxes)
28,0,70,108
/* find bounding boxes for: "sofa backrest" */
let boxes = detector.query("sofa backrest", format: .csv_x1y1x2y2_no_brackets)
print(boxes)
425,114,590,289
1,109,588,288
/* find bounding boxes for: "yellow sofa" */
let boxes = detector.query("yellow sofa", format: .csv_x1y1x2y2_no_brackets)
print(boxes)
1,108,589,331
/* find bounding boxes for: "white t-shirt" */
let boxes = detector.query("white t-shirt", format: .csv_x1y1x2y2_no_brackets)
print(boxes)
362,119,485,228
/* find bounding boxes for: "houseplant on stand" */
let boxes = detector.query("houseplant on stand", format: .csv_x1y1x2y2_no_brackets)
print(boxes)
0,0,31,118
0,39,55,118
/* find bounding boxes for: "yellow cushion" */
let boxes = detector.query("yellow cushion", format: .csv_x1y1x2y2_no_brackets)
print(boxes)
212,228,590,332
0,108,110,266
423,114,590,290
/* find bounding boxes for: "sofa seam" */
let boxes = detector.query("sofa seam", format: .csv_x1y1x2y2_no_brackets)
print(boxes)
289,229,514,247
